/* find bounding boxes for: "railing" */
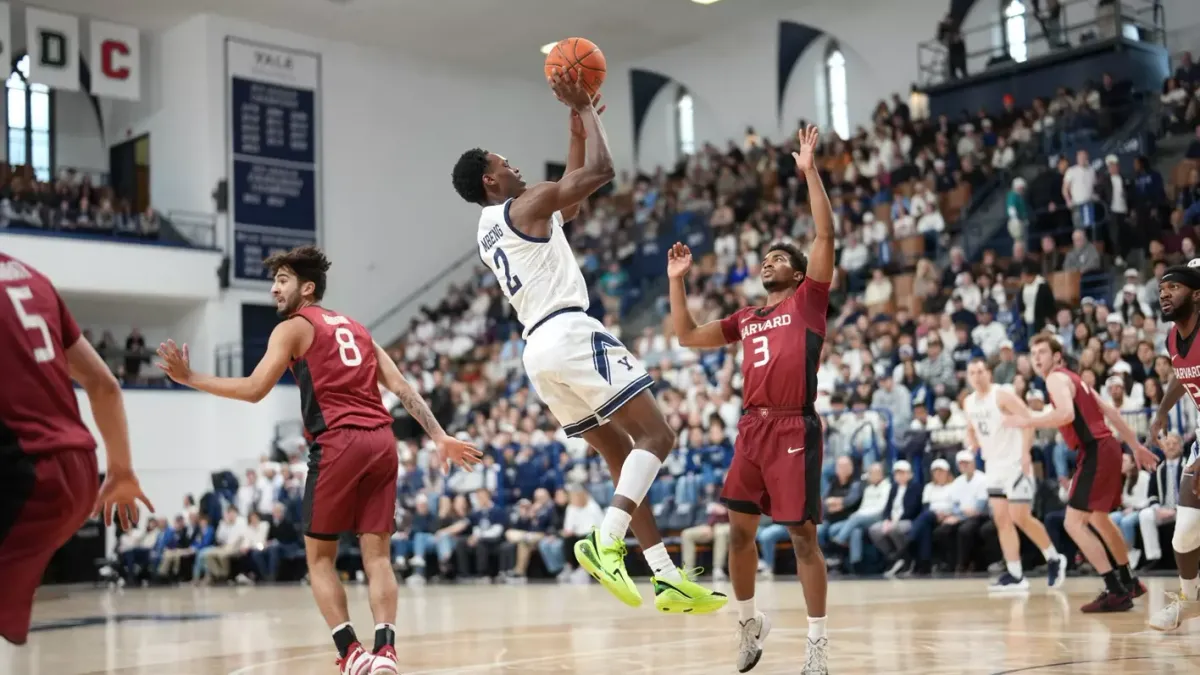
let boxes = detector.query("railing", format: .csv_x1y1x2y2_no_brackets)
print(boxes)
367,248,479,334
163,210,219,250
918,0,1167,88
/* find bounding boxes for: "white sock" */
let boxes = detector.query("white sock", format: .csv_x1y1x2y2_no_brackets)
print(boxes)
807,616,827,640
1041,546,1059,562
375,623,394,631
332,621,353,636
738,597,757,622
1006,561,1023,579
643,542,681,582
600,449,661,544
1182,576,1200,601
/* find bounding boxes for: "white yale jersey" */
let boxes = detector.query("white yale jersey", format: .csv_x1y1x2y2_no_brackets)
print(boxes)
964,385,1024,466
477,199,589,337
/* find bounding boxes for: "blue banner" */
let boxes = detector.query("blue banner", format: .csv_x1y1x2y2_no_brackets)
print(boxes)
226,39,321,283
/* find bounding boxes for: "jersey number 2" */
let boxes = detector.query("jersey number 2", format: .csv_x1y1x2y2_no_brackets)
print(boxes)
6,286,54,363
751,336,770,368
335,327,362,367
493,248,522,295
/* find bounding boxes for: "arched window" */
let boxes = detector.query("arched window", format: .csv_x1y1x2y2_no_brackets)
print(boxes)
7,55,53,181
1004,0,1028,63
676,87,695,158
824,45,850,140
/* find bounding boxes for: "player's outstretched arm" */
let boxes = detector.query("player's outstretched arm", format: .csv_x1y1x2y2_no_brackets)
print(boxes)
156,319,303,403
559,94,606,223
510,71,613,235
67,338,154,528
1009,372,1075,429
1149,377,1186,442
666,242,732,349
372,342,482,471
1096,394,1160,469
793,125,834,285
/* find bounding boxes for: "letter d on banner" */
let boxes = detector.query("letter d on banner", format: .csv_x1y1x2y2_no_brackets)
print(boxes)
26,7,79,91
89,20,140,100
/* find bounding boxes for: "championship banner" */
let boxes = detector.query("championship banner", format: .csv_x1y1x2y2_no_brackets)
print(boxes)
25,7,79,91
89,20,140,101
225,38,322,283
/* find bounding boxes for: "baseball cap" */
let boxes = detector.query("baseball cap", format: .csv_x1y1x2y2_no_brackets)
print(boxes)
931,458,951,472
1105,154,1119,165
1081,297,1096,306
955,449,975,464
893,460,913,473
935,396,952,410
1111,361,1133,374
1000,339,1014,350
1106,375,1125,389
1124,268,1139,278
1106,314,1123,324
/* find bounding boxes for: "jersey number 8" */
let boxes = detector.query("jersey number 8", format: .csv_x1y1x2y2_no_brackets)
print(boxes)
493,248,523,295
335,327,362,366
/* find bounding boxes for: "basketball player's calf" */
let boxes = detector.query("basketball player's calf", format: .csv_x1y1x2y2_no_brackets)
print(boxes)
787,522,828,630
1064,508,1135,612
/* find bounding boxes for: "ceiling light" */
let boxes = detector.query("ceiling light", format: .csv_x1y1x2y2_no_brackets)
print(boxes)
691,0,722,4
540,42,557,55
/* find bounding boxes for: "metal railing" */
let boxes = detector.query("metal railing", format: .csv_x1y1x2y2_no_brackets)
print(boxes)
919,0,1167,88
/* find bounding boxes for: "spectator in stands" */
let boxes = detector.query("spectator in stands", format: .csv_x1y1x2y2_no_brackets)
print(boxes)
1063,228,1101,273
945,451,990,572
680,487,730,580
235,511,270,583
1144,433,1187,568
1109,452,1154,568
1063,150,1097,228
158,512,201,580
199,506,246,584
907,458,959,574
455,488,507,581
971,302,1007,357
541,485,602,583
252,502,303,582
1097,155,1132,260
1007,178,1031,243
871,371,913,431
756,516,791,579
870,461,921,577
501,489,555,582
433,495,471,578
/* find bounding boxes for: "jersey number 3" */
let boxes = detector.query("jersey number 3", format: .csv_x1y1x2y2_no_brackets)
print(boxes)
493,248,522,295
7,286,55,363
751,336,770,368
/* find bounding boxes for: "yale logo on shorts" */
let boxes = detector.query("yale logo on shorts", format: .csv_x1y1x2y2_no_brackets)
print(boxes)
742,313,791,338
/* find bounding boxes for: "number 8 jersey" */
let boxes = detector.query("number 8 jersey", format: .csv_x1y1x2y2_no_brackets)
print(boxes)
289,305,392,439
477,199,589,337
719,278,831,410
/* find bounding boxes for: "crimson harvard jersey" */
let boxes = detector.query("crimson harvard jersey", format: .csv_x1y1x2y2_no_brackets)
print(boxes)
0,253,95,455
719,279,830,409
1050,366,1113,450
289,305,393,438
1168,324,1200,415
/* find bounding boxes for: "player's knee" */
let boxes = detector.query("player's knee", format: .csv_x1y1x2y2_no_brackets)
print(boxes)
730,523,757,551
635,424,675,459
788,525,819,559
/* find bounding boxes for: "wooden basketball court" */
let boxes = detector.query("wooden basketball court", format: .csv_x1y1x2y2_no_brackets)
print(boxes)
4,577,1199,674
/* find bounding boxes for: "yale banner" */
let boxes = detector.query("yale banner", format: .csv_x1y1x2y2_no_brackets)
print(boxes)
89,20,140,101
25,7,79,91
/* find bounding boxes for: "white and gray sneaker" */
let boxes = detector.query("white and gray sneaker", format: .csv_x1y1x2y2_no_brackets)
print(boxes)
1148,591,1198,631
735,612,771,673
802,637,829,674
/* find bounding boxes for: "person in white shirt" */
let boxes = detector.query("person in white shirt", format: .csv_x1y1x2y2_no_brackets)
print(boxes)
1142,434,1187,567
1062,149,1097,228
868,461,918,576
1109,452,1154,568
864,268,894,306
948,450,991,572
199,506,248,583
921,459,959,570
546,485,605,581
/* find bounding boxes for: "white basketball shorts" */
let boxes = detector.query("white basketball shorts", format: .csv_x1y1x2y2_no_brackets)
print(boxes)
986,462,1035,503
521,309,654,438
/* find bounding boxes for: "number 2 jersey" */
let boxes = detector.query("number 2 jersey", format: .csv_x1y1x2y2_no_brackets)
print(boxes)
719,279,830,410
288,305,393,439
0,253,95,456
476,199,589,337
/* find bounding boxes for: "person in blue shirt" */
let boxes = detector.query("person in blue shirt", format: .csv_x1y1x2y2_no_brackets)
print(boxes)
455,489,507,581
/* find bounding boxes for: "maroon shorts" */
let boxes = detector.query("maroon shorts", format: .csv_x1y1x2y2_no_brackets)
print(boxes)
0,448,98,645
302,425,399,539
721,409,823,525
1068,437,1123,513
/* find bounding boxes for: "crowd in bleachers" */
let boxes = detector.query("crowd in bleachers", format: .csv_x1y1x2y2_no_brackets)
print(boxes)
0,165,162,239
104,47,1200,590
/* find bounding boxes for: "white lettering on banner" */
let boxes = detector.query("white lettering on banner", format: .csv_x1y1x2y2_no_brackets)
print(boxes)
25,7,79,91
89,20,141,100
742,313,792,338
242,165,305,207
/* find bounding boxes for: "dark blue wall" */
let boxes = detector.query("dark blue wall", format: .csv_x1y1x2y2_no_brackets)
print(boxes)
927,39,1169,118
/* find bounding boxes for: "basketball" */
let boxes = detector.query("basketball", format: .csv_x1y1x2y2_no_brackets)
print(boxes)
543,37,606,95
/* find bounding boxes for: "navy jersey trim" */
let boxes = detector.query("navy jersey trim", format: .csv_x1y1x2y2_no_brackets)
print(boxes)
596,374,655,420
527,307,585,336
562,415,602,438
504,199,551,243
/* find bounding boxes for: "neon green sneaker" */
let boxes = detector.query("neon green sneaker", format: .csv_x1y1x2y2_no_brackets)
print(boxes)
653,567,729,614
574,528,643,607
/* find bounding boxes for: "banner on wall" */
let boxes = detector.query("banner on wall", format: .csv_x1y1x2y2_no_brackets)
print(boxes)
25,7,79,91
0,4,11,79
89,20,140,101
225,38,322,283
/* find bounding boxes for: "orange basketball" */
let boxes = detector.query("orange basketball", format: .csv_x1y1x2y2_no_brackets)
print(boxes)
544,37,606,95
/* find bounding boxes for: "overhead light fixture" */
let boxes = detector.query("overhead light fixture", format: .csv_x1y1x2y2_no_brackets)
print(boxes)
540,42,557,55
691,0,722,4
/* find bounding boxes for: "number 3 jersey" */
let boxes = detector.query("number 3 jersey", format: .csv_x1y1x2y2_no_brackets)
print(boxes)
289,305,392,439
477,199,589,337
0,253,95,456
719,278,830,410
1167,323,1200,451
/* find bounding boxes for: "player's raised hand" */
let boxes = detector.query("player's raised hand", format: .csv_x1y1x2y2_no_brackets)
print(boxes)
570,93,605,138
549,68,595,111
666,242,693,279
1132,443,1161,472
1147,414,1168,448
791,125,820,174
94,470,154,530
434,433,484,474
155,339,193,385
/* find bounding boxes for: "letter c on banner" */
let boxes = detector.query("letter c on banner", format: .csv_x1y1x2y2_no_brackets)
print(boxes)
101,39,130,79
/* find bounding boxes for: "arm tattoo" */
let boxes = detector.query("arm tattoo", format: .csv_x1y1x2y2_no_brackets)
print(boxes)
396,384,446,438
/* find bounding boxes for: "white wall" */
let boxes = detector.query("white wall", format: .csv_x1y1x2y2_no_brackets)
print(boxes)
54,89,107,172
76,387,301,512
